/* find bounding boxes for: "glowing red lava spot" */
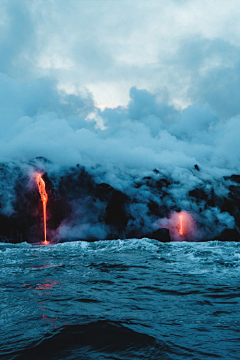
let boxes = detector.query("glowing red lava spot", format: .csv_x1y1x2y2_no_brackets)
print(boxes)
36,173,49,244
156,210,197,241
179,214,184,236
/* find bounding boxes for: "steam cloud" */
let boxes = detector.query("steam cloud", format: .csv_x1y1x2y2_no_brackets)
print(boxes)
1,76,239,177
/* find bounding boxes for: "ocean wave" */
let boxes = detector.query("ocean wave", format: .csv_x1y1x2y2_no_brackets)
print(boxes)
3,321,173,360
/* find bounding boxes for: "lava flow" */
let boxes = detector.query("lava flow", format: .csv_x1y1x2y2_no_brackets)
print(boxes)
179,214,184,236
36,174,48,244
176,211,196,240
156,210,196,241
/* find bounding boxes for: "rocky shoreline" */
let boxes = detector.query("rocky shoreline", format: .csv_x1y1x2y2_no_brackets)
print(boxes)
0,157,239,243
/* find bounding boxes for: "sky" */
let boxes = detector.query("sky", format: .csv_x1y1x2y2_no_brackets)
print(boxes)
1,0,240,113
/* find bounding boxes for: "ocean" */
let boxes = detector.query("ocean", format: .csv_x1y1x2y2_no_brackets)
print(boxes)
1,239,240,359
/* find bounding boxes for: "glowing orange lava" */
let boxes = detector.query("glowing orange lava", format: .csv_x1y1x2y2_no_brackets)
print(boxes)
36,174,48,244
157,210,196,241
179,214,184,236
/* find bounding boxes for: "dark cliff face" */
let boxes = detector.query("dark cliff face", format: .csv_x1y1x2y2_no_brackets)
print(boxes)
0,158,239,243
0,161,134,243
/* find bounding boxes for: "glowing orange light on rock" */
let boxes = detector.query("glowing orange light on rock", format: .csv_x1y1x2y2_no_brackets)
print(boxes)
36,174,48,244
179,214,184,236
156,210,197,241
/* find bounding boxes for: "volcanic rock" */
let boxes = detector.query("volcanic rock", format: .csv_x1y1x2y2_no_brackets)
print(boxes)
1,158,240,243
146,228,171,242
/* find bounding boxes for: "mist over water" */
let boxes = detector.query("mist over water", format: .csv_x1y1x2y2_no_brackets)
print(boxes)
1,239,240,359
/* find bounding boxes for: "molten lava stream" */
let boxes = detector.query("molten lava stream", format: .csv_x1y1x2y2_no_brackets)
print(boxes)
179,214,184,236
36,174,49,245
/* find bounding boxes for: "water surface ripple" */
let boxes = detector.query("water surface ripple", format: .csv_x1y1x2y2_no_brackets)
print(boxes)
1,239,240,359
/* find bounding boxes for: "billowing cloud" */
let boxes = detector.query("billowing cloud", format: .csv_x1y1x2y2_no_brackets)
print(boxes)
1,0,240,112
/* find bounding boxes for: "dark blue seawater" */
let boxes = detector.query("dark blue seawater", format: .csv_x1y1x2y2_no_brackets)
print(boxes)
1,239,240,360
